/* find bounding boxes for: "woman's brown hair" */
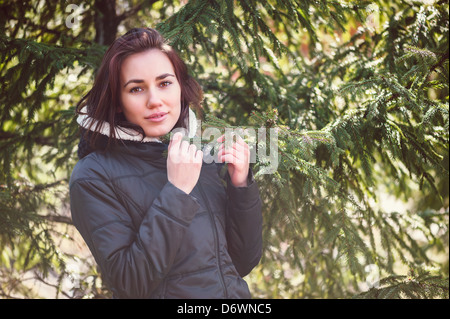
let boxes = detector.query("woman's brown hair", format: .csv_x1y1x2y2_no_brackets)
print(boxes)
76,27,203,149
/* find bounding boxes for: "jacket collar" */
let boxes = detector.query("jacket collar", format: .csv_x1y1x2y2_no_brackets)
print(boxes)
76,106,198,143
77,106,161,143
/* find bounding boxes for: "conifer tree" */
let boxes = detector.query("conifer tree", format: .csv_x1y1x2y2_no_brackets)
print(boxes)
0,0,448,298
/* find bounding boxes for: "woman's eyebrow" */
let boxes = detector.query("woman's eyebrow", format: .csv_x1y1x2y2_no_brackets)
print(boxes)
155,73,175,81
123,73,175,88
123,79,144,88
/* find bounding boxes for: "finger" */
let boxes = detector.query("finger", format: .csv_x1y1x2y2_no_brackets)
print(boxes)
188,144,197,162
217,147,225,163
218,139,241,149
220,141,248,159
235,134,249,148
169,132,183,150
217,133,249,147
218,147,238,163
194,149,203,163
180,140,190,155
216,134,225,143
218,143,234,160
188,143,197,154
235,141,250,160
217,133,236,145
219,153,241,164
230,139,245,151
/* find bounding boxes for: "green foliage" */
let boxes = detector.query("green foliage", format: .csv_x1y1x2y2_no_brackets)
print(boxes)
0,0,448,298
354,266,449,299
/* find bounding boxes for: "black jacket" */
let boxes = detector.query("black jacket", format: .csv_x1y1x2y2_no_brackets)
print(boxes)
69,138,263,299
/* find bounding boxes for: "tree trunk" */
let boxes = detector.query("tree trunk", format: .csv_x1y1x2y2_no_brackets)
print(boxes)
94,0,120,46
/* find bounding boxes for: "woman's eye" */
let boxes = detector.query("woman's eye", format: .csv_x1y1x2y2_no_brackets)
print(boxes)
130,87,143,93
159,81,172,88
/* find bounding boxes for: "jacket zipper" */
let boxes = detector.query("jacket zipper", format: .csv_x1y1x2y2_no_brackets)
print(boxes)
198,182,228,298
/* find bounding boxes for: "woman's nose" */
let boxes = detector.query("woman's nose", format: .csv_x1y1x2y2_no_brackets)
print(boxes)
146,89,162,108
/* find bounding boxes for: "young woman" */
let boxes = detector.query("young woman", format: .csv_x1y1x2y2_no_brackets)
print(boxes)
69,27,262,299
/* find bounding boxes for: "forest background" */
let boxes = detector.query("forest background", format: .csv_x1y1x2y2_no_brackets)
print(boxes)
0,0,448,299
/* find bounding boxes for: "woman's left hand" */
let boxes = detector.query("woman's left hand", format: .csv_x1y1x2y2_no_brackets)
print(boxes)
217,134,250,187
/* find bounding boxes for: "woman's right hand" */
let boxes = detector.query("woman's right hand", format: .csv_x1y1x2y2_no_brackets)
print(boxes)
167,132,203,194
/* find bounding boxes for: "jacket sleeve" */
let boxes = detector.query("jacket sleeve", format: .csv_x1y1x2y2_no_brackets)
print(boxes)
69,159,200,298
225,168,263,277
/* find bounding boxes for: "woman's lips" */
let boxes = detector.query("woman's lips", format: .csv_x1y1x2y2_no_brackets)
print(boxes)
145,112,168,122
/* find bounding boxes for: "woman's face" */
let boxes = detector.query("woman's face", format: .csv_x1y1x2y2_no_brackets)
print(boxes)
120,49,181,138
